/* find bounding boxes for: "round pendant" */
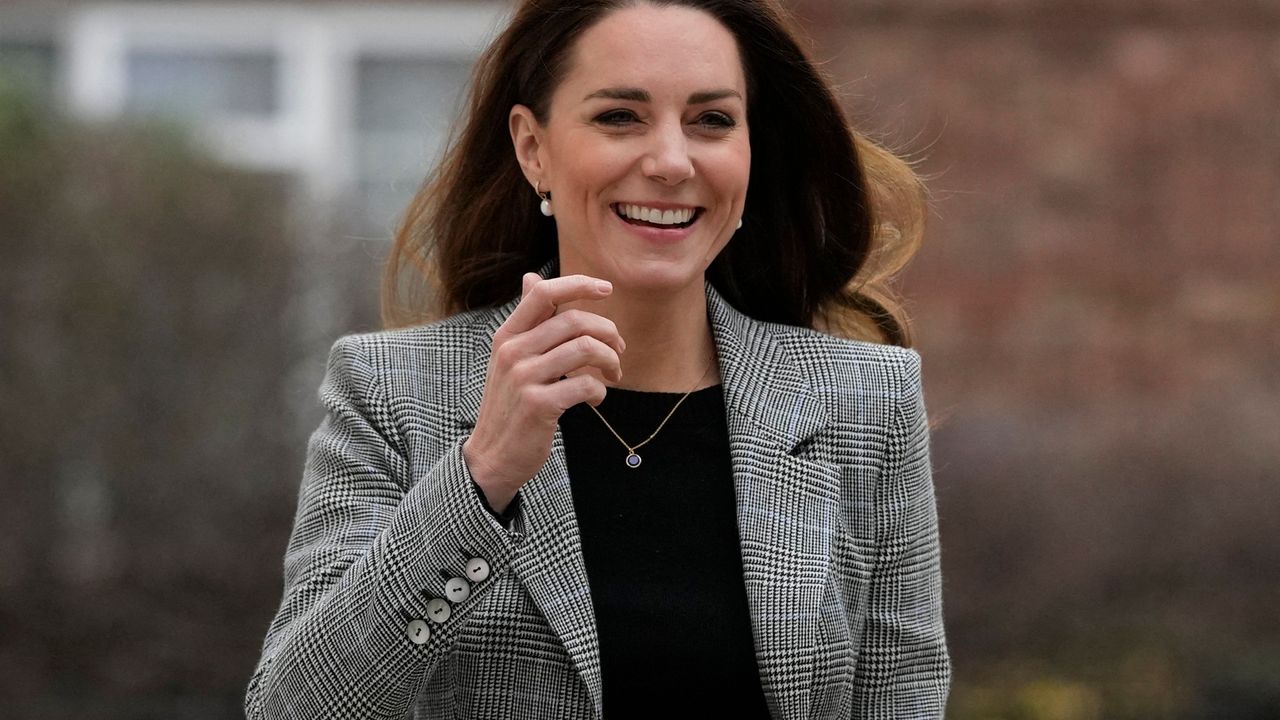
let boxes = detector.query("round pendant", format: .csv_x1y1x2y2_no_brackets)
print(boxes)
625,453,642,469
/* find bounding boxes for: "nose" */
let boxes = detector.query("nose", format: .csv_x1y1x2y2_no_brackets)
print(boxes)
640,120,694,186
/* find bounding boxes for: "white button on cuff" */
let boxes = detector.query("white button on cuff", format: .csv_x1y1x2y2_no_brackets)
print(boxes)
406,620,430,645
426,598,452,624
465,558,491,583
445,577,472,603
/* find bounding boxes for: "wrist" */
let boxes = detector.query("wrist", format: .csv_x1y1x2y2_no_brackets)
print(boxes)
462,438,518,513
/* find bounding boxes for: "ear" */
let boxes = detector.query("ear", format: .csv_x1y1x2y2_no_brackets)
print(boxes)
509,104,548,188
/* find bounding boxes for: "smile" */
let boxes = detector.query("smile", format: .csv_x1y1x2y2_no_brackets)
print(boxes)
612,203,702,229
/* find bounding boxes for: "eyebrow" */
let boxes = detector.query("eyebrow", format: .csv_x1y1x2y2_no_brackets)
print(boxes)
583,87,742,104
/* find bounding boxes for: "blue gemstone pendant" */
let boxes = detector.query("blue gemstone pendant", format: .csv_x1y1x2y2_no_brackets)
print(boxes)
625,453,642,468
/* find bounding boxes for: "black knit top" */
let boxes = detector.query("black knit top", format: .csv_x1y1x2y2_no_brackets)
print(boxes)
558,385,771,719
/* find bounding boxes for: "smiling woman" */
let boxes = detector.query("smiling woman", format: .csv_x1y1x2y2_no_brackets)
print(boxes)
504,3,752,394
246,1,948,719
507,3,750,308
383,0,926,347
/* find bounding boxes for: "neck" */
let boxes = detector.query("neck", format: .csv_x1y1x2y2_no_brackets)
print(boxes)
559,279,720,393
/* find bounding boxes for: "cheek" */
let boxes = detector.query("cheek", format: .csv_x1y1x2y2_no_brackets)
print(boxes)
711,154,747,202
735,137,752,185
706,142,752,197
554,137,632,198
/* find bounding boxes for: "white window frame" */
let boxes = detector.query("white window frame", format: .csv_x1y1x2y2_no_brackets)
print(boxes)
65,3,506,202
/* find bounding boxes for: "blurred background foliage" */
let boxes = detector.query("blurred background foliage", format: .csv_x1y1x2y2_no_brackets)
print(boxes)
2,1,1279,718
0,80,301,717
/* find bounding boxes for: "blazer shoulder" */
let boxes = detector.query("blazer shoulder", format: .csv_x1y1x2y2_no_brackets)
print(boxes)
317,305,503,413
326,306,498,369
774,324,923,390
757,324,924,441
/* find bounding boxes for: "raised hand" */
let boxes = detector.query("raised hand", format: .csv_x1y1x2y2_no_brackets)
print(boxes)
462,273,626,513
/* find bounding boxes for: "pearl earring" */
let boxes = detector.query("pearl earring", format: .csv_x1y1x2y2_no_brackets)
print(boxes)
536,181,553,217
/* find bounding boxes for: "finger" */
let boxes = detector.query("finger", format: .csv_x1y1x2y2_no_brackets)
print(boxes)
503,274,613,335
522,335,622,384
506,309,625,357
521,272,539,299
543,373,609,411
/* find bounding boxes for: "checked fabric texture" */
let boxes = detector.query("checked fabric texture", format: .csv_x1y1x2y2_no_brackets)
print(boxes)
245,276,950,720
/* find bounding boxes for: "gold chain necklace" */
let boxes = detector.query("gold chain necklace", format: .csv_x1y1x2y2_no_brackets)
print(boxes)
588,358,715,469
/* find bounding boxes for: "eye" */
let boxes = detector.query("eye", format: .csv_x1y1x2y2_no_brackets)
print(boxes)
695,111,737,130
594,109,640,126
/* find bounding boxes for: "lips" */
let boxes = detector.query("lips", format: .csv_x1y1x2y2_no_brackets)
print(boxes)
611,203,703,229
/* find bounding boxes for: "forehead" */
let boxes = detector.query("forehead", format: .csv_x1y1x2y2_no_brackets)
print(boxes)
559,3,746,97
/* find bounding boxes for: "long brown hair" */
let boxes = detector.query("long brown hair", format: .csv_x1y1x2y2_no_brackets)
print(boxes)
382,0,927,346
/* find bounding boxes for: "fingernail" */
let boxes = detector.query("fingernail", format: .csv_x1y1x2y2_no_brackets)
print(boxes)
595,280,612,293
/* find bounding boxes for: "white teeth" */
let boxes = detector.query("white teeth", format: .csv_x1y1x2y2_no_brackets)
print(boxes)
616,204,695,226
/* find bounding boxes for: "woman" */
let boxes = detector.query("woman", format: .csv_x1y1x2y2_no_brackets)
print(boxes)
246,0,949,717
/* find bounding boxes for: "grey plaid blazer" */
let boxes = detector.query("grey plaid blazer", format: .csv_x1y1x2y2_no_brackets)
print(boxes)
246,278,950,720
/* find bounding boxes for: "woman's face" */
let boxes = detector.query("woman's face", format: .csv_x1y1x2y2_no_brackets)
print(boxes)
511,2,750,297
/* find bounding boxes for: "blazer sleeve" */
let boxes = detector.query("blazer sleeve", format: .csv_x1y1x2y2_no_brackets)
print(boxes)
851,350,951,718
244,335,522,720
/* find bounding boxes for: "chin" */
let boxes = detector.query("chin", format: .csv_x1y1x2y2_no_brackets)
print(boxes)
561,222,723,296
609,259,710,297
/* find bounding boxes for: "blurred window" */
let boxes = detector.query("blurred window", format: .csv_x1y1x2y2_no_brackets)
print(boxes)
353,55,471,232
125,49,278,119
59,3,503,231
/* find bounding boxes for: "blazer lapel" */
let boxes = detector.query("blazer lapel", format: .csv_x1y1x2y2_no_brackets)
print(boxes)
507,431,604,717
707,284,839,720
456,281,605,719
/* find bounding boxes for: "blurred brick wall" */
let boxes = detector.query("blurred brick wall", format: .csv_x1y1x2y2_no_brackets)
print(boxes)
795,0,1280,706
802,0,1278,403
